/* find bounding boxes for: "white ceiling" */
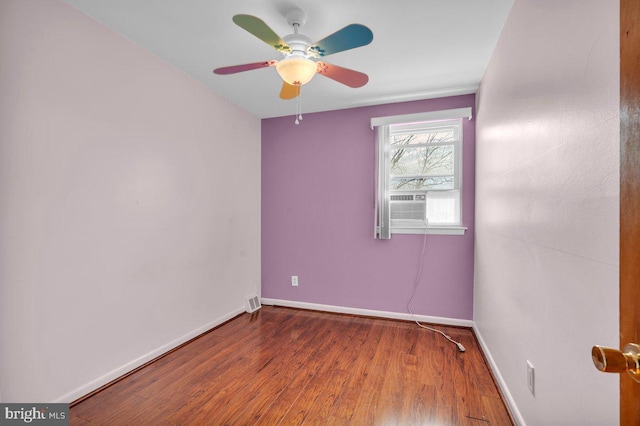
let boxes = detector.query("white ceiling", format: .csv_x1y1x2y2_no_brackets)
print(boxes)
63,0,514,119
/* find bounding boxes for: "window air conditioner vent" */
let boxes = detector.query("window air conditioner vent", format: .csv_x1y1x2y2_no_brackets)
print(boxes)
390,193,426,221
390,194,414,201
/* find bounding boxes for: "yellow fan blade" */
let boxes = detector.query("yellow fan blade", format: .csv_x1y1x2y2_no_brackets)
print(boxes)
280,82,300,99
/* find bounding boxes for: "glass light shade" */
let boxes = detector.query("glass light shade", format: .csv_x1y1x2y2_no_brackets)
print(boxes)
276,57,317,86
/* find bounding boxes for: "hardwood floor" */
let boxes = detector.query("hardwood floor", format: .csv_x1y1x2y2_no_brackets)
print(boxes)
70,306,513,425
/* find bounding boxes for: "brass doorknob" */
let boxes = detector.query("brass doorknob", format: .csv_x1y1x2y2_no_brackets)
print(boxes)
592,343,640,383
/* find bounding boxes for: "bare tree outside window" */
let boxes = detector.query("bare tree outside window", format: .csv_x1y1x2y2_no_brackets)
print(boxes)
390,129,455,190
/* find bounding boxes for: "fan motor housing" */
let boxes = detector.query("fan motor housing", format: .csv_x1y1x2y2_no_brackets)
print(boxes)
283,33,312,56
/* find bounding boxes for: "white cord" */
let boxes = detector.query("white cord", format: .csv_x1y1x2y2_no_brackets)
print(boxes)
407,222,466,352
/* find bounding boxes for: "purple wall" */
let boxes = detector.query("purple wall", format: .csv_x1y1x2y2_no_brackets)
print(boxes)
262,94,475,320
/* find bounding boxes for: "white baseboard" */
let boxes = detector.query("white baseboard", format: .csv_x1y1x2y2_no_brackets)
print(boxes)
55,307,246,403
261,298,474,328
473,324,526,426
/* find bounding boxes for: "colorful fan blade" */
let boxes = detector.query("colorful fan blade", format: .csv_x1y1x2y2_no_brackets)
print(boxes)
280,82,300,99
213,60,277,75
308,24,373,58
232,15,291,53
316,62,369,88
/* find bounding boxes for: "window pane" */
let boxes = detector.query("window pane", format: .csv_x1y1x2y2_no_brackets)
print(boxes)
390,176,454,190
390,128,455,146
426,190,460,225
390,146,454,176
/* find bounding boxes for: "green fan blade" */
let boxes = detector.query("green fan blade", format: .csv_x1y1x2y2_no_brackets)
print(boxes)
233,14,291,53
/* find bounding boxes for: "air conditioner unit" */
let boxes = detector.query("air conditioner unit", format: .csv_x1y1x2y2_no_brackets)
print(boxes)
390,193,426,223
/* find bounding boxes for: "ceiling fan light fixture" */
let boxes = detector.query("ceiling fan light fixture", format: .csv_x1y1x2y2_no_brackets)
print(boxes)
276,57,317,86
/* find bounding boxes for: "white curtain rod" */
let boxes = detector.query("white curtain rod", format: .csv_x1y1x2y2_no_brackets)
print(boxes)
370,107,472,130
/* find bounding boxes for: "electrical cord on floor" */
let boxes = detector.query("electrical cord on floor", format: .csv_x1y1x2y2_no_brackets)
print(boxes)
407,222,466,353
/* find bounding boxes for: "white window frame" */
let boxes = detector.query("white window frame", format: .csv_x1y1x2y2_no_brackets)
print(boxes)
372,108,471,238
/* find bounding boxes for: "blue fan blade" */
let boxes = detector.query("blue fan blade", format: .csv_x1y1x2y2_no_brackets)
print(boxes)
308,24,373,58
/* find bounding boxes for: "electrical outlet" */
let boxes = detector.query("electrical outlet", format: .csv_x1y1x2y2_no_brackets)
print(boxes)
527,360,535,395
291,275,298,287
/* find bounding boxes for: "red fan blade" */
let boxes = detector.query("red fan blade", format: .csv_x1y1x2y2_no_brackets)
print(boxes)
316,62,369,88
214,60,277,75
280,82,300,99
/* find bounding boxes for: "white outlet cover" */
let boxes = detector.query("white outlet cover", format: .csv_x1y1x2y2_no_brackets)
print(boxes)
527,360,535,395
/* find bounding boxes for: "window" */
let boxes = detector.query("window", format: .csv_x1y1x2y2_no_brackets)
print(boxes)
372,108,470,238
389,119,461,228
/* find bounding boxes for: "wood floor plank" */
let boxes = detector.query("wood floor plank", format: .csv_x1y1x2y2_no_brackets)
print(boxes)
246,313,332,420
70,306,513,425
344,323,410,424
166,311,314,424
276,316,369,424
482,394,514,426
226,314,341,424
455,352,488,421
300,368,352,425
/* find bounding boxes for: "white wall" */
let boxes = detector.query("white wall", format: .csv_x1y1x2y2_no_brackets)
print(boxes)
0,0,260,402
474,0,619,425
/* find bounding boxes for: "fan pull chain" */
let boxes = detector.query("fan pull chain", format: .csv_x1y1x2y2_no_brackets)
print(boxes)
295,86,303,125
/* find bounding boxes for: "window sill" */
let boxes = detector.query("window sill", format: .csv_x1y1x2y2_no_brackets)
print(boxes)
392,226,467,236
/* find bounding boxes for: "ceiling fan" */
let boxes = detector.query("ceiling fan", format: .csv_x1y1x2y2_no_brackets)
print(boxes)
213,8,373,101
